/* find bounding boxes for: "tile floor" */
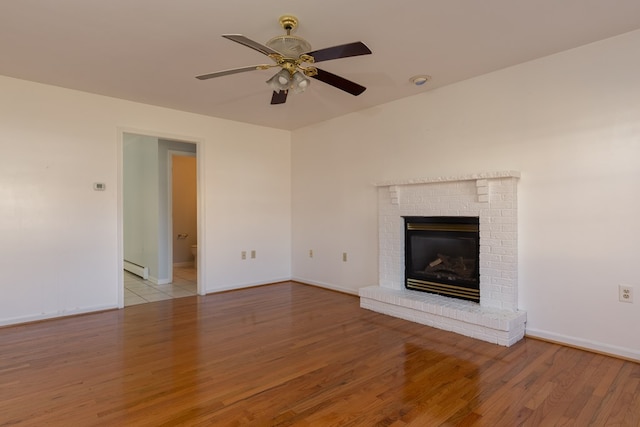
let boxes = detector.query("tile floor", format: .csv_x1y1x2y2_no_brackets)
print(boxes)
124,266,197,306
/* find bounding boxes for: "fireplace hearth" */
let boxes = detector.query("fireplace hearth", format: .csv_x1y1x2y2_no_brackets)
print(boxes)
404,216,480,302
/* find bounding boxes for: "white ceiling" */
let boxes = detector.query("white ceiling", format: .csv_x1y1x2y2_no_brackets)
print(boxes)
2,1,640,130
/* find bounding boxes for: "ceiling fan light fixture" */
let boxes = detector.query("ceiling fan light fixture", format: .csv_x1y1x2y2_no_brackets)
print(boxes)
266,69,291,91
290,71,310,94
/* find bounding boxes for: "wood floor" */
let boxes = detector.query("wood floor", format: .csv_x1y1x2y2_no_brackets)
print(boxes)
1,282,639,426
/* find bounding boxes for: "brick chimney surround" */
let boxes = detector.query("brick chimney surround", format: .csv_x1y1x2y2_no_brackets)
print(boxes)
359,171,527,346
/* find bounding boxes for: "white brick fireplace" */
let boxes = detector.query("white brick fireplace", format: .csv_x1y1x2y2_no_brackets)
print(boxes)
359,171,527,346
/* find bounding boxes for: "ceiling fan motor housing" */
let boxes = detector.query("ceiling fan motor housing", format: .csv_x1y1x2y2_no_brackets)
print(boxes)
266,35,312,58
266,15,313,59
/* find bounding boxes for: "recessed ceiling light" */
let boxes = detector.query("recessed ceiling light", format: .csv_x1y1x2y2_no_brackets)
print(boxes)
410,75,432,86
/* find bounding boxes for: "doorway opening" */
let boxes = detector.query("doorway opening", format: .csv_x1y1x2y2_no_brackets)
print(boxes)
121,132,201,306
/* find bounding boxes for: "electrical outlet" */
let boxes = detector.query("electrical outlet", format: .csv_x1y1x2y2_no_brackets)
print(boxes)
309,249,313,258
251,250,256,259
342,252,348,262
241,251,246,260
619,285,633,303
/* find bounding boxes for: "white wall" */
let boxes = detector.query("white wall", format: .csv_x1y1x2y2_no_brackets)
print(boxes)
123,133,160,278
291,30,640,360
0,75,291,325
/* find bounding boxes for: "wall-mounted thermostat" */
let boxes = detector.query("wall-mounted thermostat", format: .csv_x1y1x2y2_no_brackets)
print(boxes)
93,182,106,191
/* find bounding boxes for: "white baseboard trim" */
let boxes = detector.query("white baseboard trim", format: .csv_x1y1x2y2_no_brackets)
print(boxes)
526,328,640,362
204,276,292,294
148,276,171,285
0,304,118,327
289,277,359,296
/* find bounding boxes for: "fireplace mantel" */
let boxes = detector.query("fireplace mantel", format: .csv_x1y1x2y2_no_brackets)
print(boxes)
373,170,521,187
360,171,527,346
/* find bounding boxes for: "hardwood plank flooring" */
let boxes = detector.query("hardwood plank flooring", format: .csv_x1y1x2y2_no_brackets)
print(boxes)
1,282,638,426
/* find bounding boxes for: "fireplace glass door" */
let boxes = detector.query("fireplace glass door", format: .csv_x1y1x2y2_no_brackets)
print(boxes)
404,216,480,302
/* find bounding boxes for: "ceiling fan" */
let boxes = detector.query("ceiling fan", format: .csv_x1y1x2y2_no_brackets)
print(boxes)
196,15,372,105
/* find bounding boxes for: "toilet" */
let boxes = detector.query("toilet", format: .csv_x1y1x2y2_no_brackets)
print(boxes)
190,245,198,268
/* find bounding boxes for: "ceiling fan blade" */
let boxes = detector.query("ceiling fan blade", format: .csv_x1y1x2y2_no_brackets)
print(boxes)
222,34,281,57
271,90,288,105
306,42,372,63
196,65,266,80
311,68,366,96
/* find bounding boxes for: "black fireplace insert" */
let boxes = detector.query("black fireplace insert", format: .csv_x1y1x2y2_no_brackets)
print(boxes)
403,216,480,302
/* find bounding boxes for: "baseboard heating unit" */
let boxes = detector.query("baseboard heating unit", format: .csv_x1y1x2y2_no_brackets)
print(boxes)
124,260,149,280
